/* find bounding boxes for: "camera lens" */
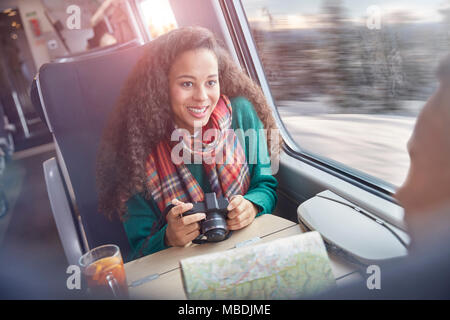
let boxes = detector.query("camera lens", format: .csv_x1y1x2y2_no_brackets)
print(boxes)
202,212,228,242
204,228,227,242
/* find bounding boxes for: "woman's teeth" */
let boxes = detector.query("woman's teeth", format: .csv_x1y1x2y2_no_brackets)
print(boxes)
187,106,207,114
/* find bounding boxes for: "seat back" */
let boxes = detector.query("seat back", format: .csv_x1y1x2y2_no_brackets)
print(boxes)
53,39,141,63
37,43,150,261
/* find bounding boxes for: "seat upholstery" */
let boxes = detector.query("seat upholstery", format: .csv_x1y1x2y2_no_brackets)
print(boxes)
37,43,150,260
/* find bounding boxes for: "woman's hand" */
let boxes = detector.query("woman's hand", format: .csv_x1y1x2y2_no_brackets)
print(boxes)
226,195,259,231
165,199,206,247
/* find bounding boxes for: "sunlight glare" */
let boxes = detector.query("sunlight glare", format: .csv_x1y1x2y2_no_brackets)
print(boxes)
139,0,178,39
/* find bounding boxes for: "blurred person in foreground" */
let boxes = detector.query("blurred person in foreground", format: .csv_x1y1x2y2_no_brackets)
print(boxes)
394,54,450,253
321,54,450,299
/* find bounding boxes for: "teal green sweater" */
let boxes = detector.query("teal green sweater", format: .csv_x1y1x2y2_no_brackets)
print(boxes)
123,97,278,260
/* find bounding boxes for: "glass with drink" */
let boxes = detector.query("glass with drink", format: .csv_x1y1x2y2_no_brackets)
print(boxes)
79,244,129,299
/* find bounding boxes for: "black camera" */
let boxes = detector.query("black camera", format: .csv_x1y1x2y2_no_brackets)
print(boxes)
182,193,230,243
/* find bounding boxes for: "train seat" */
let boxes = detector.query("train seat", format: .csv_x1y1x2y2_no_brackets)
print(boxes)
34,43,148,264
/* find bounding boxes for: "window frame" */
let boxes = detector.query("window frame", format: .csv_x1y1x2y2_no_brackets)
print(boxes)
119,0,146,44
130,0,153,42
220,0,401,204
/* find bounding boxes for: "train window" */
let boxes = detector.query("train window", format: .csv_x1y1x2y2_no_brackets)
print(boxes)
135,0,178,40
239,0,450,191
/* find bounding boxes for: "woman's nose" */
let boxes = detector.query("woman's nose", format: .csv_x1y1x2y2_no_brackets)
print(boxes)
193,85,208,101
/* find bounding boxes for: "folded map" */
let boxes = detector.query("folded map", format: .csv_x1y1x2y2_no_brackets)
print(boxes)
180,231,336,299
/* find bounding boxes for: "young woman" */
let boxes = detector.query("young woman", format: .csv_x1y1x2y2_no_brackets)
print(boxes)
96,26,282,259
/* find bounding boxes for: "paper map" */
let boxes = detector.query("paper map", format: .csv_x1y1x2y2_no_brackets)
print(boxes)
180,231,336,299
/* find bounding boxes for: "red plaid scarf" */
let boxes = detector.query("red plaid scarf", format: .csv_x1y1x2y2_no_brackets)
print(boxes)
145,95,251,217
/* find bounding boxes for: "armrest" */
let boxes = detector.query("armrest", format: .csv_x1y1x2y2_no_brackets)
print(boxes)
43,157,84,266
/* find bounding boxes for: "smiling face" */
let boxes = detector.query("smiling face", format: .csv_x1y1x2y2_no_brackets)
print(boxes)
168,48,220,135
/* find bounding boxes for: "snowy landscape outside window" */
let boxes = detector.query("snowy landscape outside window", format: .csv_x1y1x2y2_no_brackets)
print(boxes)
241,0,450,188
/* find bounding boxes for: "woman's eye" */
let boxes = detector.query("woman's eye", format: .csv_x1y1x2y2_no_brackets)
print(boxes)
207,80,217,87
181,81,193,88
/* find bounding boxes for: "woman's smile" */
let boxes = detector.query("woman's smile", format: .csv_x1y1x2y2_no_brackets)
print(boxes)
186,105,209,118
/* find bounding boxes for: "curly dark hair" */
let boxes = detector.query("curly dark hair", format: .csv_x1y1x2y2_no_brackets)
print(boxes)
96,26,283,220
